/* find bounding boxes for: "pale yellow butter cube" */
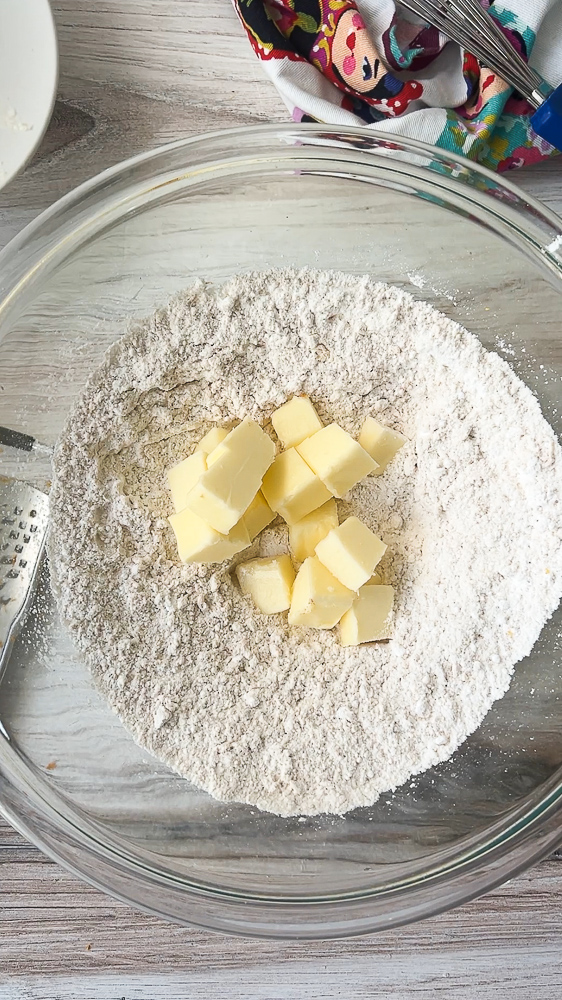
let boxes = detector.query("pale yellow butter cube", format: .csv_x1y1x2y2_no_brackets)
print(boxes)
168,508,250,564
195,426,229,456
288,555,355,630
340,584,394,646
288,498,338,562
206,421,261,469
358,417,406,476
261,448,332,526
296,423,377,498
206,439,229,468
315,516,387,591
184,419,275,534
166,451,207,514
242,490,276,540
236,554,295,614
271,395,323,449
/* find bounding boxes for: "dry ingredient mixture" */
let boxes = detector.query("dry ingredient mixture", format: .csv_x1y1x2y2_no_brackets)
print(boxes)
48,269,562,816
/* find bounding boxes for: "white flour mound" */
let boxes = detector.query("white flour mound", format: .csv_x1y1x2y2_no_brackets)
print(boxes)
48,269,562,817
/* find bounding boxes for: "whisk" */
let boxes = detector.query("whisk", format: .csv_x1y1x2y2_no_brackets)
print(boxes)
397,0,562,151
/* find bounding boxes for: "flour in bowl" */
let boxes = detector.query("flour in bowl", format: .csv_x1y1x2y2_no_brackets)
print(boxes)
48,269,562,816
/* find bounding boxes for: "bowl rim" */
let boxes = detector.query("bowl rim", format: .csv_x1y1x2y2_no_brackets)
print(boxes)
2,121,562,269
1,122,562,939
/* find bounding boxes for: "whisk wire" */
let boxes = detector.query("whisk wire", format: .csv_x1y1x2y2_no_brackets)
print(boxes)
454,0,544,90
398,0,545,106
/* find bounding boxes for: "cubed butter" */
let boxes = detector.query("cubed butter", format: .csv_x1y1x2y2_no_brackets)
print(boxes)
340,584,394,646
288,498,338,562
184,419,275,534
261,447,332,525
271,395,323,449
358,417,406,475
242,490,276,540
168,507,250,564
315,516,387,591
166,451,207,514
288,555,355,630
195,426,229,456
296,423,377,498
206,440,229,468
206,421,262,469
236,554,295,614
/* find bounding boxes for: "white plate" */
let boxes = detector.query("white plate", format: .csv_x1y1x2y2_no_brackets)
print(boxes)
0,0,58,190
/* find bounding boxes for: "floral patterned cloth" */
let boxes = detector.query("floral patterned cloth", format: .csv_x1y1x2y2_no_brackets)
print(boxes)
233,0,562,170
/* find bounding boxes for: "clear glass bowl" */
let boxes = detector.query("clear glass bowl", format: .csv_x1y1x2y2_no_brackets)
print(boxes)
1,125,562,940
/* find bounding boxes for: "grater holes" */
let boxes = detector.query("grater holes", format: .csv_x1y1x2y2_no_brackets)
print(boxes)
19,521,27,530
2,516,15,526
23,535,30,544
15,545,23,554
14,507,23,516
29,524,38,533
29,510,37,518
6,569,19,579
19,559,27,568
9,530,20,540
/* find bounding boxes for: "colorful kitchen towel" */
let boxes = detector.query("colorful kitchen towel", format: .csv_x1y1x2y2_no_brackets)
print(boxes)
233,0,562,170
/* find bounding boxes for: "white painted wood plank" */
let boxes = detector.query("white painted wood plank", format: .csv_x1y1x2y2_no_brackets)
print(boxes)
5,952,562,1000
51,0,284,118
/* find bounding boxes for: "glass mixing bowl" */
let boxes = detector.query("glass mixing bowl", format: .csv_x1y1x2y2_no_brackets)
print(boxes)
1,125,562,940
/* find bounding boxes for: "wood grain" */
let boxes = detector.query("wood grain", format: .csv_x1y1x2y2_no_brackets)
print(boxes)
1,815,562,989
1,0,562,993
51,0,282,114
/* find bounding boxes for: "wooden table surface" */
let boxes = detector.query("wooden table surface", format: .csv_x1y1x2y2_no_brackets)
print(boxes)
1,2,562,996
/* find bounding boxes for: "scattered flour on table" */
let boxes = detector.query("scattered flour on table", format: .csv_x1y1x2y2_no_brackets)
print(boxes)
48,269,562,816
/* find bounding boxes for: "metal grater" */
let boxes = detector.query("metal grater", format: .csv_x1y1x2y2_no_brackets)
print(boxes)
0,479,49,682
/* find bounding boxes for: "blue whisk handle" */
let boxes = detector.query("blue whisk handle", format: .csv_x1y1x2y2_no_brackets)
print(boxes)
530,83,562,152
